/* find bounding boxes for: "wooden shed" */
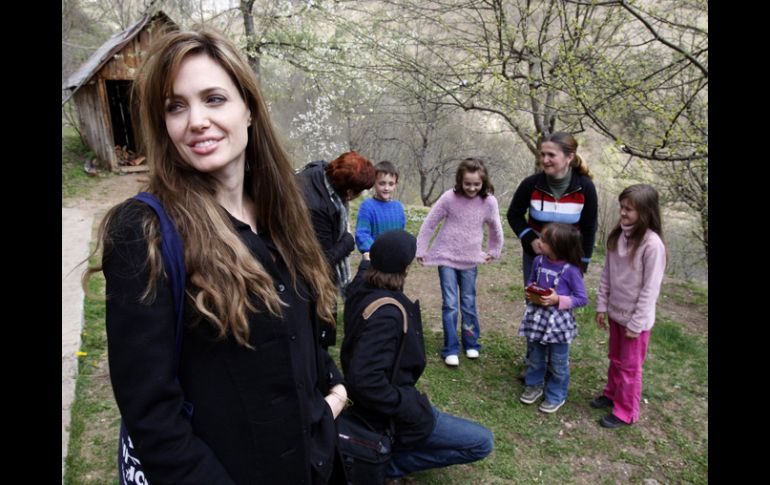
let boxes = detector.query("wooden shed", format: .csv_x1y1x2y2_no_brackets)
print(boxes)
63,12,177,172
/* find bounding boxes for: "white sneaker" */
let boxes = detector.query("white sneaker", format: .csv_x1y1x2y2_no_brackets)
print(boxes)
466,349,480,359
444,355,460,367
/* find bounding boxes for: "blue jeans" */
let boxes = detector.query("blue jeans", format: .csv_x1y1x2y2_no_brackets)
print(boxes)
438,266,480,357
387,407,493,478
524,341,571,404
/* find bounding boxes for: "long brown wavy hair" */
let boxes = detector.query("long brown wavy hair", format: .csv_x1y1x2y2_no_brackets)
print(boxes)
84,27,337,346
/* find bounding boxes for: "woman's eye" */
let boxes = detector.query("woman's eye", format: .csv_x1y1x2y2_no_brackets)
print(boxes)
207,95,226,104
165,102,184,113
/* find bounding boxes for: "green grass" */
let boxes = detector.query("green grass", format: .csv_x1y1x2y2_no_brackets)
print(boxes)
65,199,707,484
64,265,120,485
62,129,93,200
62,127,113,203
65,284,707,484
403,304,707,484
663,280,708,307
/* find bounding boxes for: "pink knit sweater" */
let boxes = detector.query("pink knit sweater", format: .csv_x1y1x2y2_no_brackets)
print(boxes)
416,190,504,270
596,227,666,333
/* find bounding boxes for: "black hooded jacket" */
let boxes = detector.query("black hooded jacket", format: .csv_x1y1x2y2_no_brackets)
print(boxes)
340,262,435,449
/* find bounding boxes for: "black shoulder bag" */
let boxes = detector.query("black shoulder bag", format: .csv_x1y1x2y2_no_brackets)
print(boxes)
117,192,191,485
336,296,409,485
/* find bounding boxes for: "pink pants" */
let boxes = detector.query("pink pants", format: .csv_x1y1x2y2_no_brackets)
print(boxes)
603,318,651,424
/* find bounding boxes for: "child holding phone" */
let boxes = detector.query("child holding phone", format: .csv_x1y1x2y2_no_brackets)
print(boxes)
519,222,588,413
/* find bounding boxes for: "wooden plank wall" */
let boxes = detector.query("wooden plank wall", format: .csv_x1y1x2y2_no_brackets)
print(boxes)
74,84,116,170
101,35,144,81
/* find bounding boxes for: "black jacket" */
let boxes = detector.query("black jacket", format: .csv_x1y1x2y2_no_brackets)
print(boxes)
507,170,598,268
340,262,435,449
103,201,344,484
297,160,355,284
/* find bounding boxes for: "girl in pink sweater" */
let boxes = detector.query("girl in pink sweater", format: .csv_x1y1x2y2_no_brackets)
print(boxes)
593,184,667,428
416,158,504,367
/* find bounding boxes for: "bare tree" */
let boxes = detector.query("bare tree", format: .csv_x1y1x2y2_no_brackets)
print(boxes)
314,1,706,162
238,0,331,80
562,0,707,162
560,0,707,258
310,0,707,251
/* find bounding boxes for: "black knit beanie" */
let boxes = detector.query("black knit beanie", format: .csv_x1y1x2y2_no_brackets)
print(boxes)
370,230,416,274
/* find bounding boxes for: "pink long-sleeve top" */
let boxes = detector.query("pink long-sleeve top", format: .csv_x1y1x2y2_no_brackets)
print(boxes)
596,227,666,333
416,189,504,270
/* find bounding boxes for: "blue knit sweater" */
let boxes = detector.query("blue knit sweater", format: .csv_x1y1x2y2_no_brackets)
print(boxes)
355,198,406,253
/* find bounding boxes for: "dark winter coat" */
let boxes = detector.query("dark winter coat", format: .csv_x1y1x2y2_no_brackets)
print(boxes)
103,201,344,484
297,160,355,285
507,170,598,269
340,262,435,449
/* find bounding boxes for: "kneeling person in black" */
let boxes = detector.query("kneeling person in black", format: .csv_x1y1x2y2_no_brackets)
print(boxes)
341,230,493,484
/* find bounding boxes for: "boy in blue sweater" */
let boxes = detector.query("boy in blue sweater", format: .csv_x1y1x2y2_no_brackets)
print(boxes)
355,161,407,260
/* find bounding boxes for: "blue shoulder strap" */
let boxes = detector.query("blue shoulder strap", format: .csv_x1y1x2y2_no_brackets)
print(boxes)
132,192,186,374
117,193,191,481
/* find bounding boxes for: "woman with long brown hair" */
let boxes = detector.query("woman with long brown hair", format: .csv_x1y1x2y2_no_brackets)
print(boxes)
85,27,347,484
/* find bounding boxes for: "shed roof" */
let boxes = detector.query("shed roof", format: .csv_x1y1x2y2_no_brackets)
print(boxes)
62,12,174,99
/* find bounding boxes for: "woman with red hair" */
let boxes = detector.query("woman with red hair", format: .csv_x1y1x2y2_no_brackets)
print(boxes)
298,151,376,348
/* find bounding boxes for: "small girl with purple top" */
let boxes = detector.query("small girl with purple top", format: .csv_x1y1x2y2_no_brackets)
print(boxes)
592,184,666,428
519,222,587,414
416,158,504,367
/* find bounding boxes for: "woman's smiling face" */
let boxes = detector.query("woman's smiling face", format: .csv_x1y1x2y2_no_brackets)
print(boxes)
539,141,573,179
164,54,252,176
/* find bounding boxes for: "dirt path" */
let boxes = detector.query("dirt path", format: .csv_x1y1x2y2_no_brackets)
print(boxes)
61,207,92,481
63,172,148,231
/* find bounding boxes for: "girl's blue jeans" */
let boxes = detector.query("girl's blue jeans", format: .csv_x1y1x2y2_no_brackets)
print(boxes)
437,266,480,357
524,340,571,404
387,406,493,478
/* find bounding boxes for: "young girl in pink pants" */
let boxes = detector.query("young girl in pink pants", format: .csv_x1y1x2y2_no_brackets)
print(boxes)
593,184,667,428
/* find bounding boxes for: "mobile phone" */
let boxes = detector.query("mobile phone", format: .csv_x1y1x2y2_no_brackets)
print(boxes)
525,284,552,296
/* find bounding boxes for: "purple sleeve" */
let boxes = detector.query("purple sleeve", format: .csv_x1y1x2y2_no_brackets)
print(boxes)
557,266,588,309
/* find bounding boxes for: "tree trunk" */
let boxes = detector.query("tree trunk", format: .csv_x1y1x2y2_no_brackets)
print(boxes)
419,170,429,207
240,0,260,80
